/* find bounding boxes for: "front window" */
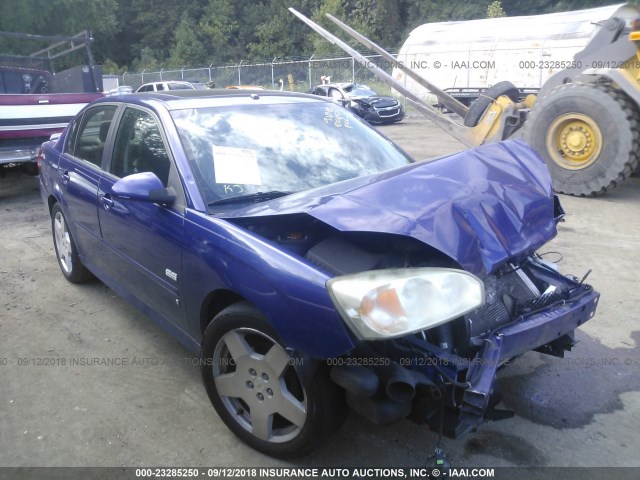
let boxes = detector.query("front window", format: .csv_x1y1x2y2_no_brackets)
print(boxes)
110,108,172,186
171,100,412,209
343,84,379,97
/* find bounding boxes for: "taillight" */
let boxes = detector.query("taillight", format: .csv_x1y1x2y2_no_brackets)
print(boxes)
36,145,43,171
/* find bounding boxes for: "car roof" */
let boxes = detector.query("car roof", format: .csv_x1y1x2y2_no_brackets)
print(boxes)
315,82,372,90
225,85,265,90
140,80,193,86
93,89,329,111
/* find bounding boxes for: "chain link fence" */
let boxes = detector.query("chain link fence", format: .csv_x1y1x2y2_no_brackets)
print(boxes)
120,54,399,95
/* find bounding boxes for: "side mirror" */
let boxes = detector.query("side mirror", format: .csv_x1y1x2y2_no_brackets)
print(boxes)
112,172,176,206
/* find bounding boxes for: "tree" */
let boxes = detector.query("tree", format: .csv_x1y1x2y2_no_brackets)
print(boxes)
198,0,245,63
3,0,633,71
348,0,403,50
400,0,491,39
132,46,161,72
246,0,320,59
0,0,118,56
311,0,347,55
487,1,506,18
168,14,208,68
125,0,192,68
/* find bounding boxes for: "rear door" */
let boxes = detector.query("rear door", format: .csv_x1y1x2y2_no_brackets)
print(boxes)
56,104,117,264
97,106,187,329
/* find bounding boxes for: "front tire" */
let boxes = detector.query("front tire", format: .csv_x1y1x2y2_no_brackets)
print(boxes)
51,204,92,283
201,302,346,458
524,82,640,196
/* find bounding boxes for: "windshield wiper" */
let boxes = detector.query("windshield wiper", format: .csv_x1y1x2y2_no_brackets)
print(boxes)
208,191,293,207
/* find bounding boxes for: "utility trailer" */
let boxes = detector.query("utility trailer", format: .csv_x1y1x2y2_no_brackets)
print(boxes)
290,4,640,196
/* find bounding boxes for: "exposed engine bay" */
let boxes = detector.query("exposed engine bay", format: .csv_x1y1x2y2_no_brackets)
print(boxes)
229,212,598,437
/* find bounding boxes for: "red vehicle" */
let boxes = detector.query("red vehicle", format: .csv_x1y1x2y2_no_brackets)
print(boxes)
0,30,104,174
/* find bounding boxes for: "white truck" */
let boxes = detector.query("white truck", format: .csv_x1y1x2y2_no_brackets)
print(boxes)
392,4,635,106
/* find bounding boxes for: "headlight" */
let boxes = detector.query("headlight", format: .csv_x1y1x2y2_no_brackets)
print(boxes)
327,268,484,340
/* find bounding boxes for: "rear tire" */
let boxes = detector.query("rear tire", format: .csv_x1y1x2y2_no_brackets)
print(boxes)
524,82,640,196
51,204,92,283
464,81,520,127
201,302,346,458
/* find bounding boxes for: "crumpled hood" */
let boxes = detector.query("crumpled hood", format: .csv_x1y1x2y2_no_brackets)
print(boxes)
221,140,558,276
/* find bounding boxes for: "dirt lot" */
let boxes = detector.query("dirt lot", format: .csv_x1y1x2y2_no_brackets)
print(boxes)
1,117,639,469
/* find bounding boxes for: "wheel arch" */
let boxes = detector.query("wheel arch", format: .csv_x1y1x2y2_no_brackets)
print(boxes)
200,289,247,335
199,299,347,457
47,195,57,216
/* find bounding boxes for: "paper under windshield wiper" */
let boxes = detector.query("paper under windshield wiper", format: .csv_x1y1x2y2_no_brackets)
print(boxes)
208,191,293,207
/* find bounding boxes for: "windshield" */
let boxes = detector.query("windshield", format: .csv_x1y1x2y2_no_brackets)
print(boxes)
171,101,412,209
343,84,378,97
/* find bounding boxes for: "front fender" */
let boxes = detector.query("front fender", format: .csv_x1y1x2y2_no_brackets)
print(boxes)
182,209,356,358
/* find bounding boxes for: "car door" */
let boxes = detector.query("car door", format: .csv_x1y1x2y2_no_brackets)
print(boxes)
57,104,117,264
97,106,187,329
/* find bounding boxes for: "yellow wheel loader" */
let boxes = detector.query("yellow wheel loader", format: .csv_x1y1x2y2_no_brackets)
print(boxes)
290,7,640,196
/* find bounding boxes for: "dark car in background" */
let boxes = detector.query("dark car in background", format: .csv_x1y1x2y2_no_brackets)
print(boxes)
311,82,405,124
39,89,598,458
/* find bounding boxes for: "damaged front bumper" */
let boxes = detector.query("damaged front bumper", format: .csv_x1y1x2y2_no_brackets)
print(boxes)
330,263,599,437
460,284,598,427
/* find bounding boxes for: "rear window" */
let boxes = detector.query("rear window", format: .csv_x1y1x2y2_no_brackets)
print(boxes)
0,69,50,94
168,83,194,90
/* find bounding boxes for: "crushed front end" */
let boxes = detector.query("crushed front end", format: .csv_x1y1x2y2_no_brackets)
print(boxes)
326,255,599,436
223,139,600,436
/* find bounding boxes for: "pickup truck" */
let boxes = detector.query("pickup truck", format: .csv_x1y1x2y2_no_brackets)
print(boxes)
0,30,103,174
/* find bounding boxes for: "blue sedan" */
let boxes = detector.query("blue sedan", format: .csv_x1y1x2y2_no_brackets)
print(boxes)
39,90,599,458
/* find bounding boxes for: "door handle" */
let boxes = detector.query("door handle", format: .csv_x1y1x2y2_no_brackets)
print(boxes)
100,194,114,209
60,170,70,183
